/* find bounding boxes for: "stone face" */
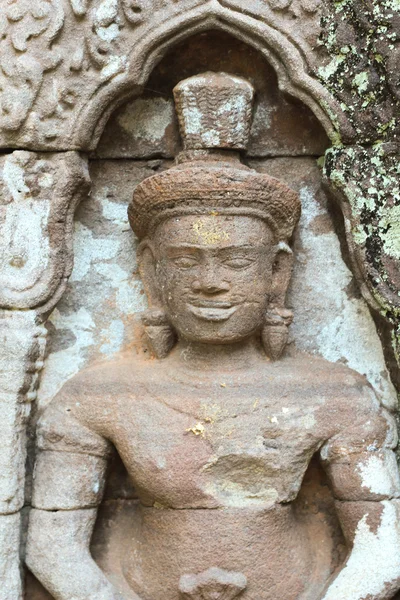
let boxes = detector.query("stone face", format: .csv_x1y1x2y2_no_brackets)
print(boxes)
36,156,397,414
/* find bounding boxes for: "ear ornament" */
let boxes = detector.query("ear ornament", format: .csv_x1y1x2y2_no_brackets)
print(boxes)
262,307,293,361
141,309,176,359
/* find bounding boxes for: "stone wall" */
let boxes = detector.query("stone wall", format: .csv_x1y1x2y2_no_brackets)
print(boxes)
0,2,399,599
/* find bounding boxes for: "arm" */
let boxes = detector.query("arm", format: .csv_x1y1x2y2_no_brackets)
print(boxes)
320,409,400,600
26,400,134,600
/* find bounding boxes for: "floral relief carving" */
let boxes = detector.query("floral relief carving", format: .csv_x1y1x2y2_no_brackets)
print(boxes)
268,0,319,15
0,0,64,133
0,0,338,150
69,0,89,16
0,151,90,311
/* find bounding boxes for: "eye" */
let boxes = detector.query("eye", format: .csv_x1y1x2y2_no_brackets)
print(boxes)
222,257,255,269
171,256,199,269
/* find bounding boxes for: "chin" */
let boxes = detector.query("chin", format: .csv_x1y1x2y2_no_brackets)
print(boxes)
174,319,261,345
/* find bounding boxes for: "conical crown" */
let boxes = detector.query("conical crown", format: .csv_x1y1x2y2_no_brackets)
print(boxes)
128,72,301,241
173,72,255,150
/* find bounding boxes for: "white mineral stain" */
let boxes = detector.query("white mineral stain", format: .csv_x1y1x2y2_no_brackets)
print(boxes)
182,105,202,136
95,262,145,314
99,319,124,356
202,130,220,146
95,0,118,31
39,308,96,408
250,102,274,135
117,98,174,143
322,501,400,599
70,222,120,282
301,413,316,429
357,453,400,497
3,155,30,202
101,55,127,81
0,200,50,292
38,173,54,189
37,178,144,410
97,23,119,42
94,0,120,43
289,185,397,410
101,192,129,225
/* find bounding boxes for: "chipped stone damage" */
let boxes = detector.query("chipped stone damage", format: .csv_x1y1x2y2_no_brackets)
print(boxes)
322,501,400,600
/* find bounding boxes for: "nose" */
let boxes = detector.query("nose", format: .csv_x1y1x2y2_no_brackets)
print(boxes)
191,267,230,294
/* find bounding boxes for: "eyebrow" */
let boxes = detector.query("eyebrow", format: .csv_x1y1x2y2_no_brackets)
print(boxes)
164,244,265,251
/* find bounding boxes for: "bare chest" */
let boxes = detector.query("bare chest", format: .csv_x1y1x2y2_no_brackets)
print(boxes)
111,391,325,508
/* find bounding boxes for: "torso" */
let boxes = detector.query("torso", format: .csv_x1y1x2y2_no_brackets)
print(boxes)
54,352,377,600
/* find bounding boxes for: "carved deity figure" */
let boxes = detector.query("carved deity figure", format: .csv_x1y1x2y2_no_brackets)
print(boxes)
27,73,400,600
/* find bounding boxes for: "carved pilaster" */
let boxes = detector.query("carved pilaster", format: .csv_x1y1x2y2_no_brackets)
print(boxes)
0,151,90,598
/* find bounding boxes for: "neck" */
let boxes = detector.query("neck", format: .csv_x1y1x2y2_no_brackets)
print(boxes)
172,335,264,371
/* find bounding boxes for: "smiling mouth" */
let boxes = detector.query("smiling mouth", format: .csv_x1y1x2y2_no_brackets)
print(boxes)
188,302,238,322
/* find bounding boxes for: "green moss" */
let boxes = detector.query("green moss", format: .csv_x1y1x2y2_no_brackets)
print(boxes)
324,144,400,327
319,0,400,144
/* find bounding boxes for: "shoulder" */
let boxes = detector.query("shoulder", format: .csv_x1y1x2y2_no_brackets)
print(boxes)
271,353,390,437
58,352,151,396
37,353,154,456
270,353,377,405
48,352,156,410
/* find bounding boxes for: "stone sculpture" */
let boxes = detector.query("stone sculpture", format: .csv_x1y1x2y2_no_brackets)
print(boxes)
26,73,400,600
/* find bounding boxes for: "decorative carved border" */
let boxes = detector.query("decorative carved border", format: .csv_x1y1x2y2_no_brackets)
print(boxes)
0,151,90,598
0,0,352,150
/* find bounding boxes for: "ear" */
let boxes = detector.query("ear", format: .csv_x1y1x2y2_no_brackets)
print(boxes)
270,242,294,308
262,242,294,361
137,240,162,307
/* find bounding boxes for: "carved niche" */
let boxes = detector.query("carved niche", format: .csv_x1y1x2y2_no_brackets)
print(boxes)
25,72,400,600
0,2,399,600
0,0,349,150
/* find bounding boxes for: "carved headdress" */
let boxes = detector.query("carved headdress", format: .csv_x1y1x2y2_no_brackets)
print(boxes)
128,72,301,241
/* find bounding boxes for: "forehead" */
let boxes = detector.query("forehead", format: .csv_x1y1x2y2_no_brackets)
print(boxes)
154,214,273,248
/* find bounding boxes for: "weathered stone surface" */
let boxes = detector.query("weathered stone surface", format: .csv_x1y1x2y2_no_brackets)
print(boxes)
319,0,400,145
249,157,398,410
96,31,330,159
0,2,396,598
0,151,90,312
36,157,396,414
96,96,180,159
0,0,346,151
0,149,90,600
37,159,153,410
0,513,23,600
0,312,47,513
28,73,400,600
324,144,400,371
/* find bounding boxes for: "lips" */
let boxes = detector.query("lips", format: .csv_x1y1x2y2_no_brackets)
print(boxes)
188,301,238,322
